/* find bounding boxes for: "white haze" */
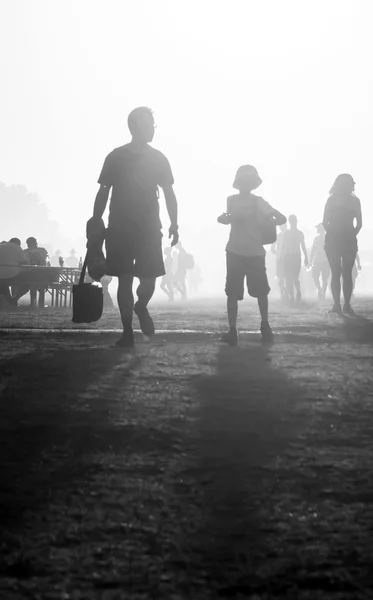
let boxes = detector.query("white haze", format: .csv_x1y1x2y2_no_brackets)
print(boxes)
1,0,373,296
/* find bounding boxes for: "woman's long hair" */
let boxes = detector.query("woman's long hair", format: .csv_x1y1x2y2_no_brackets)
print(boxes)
329,173,355,196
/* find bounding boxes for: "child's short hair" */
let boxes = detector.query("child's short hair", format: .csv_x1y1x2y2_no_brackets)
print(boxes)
233,165,262,191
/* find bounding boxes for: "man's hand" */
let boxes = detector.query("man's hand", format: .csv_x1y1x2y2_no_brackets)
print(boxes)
217,213,232,225
169,225,179,247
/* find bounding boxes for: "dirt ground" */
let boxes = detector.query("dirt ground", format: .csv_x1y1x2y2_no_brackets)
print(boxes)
1,297,373,599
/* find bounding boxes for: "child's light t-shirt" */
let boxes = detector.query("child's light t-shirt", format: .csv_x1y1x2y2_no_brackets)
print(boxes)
225,193,274,258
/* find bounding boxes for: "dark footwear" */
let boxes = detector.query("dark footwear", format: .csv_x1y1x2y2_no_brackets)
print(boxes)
343,304,355,316
115,330,135,348
329,304,342,315
260,323,274,343
221,329,238,346
134,302,155,336
296,292,302,302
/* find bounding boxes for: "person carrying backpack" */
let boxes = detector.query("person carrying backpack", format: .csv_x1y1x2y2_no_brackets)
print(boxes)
217,165,286,345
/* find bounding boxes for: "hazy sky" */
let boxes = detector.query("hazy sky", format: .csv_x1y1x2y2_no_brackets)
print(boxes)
1,0,372,247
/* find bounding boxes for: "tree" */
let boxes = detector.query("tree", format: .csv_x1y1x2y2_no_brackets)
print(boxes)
0,182,60,248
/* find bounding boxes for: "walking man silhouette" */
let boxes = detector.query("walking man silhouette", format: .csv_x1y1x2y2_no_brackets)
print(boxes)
90,107,179,346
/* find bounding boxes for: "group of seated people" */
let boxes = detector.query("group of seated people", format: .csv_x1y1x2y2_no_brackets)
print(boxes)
0,237,49,307
0,238,115,310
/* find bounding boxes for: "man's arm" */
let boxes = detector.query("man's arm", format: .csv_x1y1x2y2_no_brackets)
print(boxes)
300,233,309,266
93,185,111,220
162,184,179,247
93,151,115,221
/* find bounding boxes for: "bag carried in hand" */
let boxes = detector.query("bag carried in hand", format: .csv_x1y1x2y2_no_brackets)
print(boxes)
72,254,103,324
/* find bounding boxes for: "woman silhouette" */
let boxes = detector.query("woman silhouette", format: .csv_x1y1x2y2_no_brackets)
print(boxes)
322,174,362,314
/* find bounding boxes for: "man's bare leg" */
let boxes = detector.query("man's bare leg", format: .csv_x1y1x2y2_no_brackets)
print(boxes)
116,273,135,346
134,277,156,336
257,294,269,324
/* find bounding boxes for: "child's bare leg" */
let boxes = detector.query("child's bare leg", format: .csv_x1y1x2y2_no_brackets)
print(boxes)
221,295,239,346
227,295,238,329
258,294,274,342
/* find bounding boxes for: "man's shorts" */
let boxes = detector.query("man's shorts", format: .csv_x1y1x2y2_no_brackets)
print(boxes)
105,227,165,278
225,251,270,300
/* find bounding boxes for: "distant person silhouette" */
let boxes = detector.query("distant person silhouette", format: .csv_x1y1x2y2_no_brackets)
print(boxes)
160,247,174,301
281,214,308,303
50,250,62,267
217,165,286,345
173,242,193,301
188,264,203,295
322,174,362,315
310,224,330,299
271,223,287,299
65,248,79,268
90,107,179,347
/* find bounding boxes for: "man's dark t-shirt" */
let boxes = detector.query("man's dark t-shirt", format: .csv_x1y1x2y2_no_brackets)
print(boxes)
98,143,174,233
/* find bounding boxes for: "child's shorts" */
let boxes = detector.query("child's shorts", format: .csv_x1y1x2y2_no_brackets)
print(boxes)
225,251,270,300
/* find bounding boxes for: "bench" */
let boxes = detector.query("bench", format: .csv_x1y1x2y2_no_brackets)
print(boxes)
0,266,62,308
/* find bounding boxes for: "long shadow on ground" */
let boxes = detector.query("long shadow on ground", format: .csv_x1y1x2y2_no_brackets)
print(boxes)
0,337,137,529
189,342,373,598
189,344,300,597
